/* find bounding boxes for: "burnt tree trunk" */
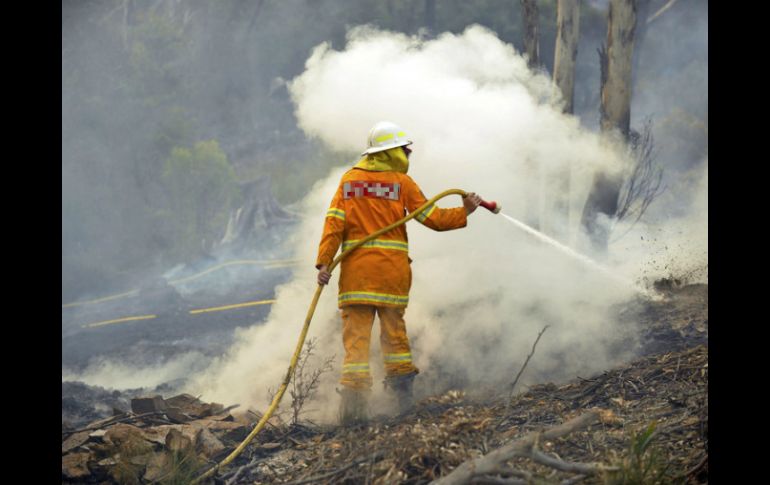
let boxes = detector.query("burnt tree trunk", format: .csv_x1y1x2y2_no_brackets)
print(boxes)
521,0,540,69
580,0,637,254
549,0,581,242
553,0,581,114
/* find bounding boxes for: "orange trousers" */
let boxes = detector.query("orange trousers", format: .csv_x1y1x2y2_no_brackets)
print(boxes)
340,305,419,390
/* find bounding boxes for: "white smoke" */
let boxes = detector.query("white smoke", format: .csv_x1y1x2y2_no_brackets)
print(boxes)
186,25,662,419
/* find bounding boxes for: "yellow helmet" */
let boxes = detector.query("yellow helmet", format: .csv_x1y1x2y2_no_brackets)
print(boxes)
361,121,413,156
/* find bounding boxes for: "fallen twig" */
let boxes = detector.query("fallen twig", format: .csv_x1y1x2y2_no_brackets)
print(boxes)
224,455,260,485
61,411,166,437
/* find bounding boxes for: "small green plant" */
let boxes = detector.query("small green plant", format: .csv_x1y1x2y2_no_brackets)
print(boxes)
155,447,203,485
603,422,682,485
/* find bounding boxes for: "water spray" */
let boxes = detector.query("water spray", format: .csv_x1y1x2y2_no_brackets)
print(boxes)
494,211,661,301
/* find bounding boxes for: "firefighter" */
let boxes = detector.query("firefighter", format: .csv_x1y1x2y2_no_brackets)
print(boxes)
316,121,482,424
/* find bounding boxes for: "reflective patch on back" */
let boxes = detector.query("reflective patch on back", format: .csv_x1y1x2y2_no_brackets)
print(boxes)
343,181,400,200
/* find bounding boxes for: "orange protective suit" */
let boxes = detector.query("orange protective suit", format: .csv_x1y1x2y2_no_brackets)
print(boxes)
316,147,467,389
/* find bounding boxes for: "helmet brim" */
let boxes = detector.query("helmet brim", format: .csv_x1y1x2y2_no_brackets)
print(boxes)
361,140,413,156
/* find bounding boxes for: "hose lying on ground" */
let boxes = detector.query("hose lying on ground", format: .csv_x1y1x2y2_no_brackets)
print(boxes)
193,189,470,483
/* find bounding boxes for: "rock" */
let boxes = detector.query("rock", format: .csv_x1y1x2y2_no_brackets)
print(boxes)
196,427,226,458
143,452,172,482
131,395,168,414
62,451,90,479
62,431,91,454
165,393,224,418
88,429,108,441
142,424,201,446
165,428,194,453
164,406,193,424
103,423,148,446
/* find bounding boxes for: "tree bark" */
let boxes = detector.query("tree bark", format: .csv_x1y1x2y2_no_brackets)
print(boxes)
600,0,637,137
550,0,581,241
581,0,637,254
520,0,540,69
553,0,581,114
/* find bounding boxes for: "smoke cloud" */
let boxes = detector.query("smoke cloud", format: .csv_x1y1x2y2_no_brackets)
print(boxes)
186,25,672,420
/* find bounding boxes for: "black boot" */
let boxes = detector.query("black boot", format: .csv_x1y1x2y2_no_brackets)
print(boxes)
385,373,416,414
337,387,369,425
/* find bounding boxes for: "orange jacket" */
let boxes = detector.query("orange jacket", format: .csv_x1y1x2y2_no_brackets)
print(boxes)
317,167,467,308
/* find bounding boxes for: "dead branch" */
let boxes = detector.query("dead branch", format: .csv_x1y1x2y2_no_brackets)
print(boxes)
613,119,665,239
61,411,167,437
430,411,601,485
508,326,549,407
531,449,614,474
470,477,526,485
647,0,680,25
223,455,260,485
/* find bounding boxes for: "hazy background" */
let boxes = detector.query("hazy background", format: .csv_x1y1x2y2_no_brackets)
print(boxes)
63,0,707,420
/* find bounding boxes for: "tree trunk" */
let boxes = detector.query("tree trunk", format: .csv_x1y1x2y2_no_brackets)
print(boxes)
581,0,637,254
600,0,636,137
553,0,581,115
520,0,540,69
548,0,581,242
424,0,436,35
631,0,652,92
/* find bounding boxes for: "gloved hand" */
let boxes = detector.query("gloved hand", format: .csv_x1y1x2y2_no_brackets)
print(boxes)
317,264,331,285
463,192,482,215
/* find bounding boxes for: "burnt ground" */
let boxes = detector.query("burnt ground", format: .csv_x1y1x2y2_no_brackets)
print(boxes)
62,283,707,484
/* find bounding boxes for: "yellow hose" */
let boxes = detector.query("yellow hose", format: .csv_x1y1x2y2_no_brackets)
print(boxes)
193,189,468,483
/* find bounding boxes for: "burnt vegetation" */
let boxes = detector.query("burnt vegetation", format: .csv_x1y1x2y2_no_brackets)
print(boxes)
63,284,707,484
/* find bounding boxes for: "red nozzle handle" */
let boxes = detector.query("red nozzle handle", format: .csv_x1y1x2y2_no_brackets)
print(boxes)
479,199,501,214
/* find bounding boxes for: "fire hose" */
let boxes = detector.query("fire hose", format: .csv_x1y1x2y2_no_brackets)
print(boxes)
193,188,500,482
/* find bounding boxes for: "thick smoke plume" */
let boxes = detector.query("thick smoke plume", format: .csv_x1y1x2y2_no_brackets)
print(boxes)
187,26,668,420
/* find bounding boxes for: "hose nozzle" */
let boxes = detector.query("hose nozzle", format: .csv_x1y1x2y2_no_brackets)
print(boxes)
479,199,501,214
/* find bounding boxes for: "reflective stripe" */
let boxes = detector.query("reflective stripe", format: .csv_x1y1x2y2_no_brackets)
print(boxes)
375,133,394,143
343,362,370,373
415,204,437,223
339,291,409,306
397,131,406,137
327,208,345,221
342,239,409,253
383,352,412,363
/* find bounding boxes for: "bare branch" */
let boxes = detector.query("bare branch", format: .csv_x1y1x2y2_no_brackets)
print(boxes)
430,411,602,485
508,326,549,407
612,118,665,240
531,449,617,474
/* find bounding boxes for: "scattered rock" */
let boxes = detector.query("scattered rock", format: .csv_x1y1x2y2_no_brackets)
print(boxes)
131,395,168,414
62,451,90,479
62,431,91,454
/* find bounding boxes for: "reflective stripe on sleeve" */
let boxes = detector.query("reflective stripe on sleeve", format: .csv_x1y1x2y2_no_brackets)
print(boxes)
415,204,437,223
326,208,345,221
